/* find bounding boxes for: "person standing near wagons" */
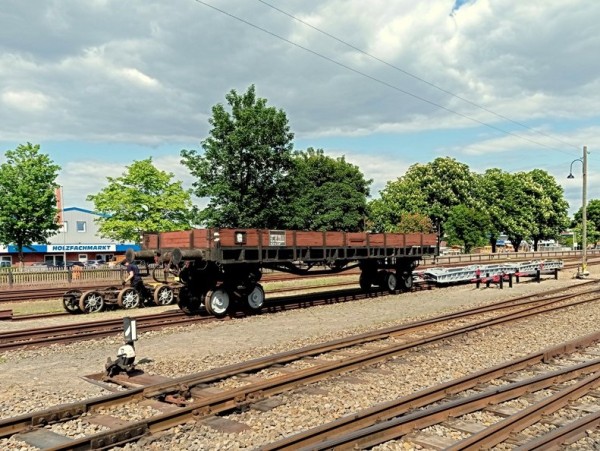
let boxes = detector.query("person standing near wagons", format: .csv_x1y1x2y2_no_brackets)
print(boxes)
123,260,150,304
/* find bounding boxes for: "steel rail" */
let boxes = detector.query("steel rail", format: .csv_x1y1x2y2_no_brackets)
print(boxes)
260,331,600,450
0,310,200,351
2,280,596,352
447,368,600,449
4,291,600,448
300,360,600,451
515,410,600,450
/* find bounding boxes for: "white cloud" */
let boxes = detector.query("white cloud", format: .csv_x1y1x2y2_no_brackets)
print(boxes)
1,0,599,218
118,68,160,89
2,90,49,111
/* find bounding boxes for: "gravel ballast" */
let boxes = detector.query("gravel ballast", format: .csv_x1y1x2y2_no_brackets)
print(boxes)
1,270,599,450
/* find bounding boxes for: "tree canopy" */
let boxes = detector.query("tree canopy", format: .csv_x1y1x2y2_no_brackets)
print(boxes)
286,148,371,231
368,157,478,239
444,204,491,254
181,84,295,228
526,169,570,250
0,143,61,264
573,199,600,247
87,158,193,242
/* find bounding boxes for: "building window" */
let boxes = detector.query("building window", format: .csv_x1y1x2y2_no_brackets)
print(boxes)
44,255,63,266
61,221,68,233
100,254,114,263
76,221,86,232
0,256,11,267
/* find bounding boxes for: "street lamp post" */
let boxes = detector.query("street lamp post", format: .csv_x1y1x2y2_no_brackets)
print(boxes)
568,145,588,277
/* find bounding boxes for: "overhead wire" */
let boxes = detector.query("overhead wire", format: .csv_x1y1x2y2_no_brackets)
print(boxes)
257,0,581,153
193,0,581,157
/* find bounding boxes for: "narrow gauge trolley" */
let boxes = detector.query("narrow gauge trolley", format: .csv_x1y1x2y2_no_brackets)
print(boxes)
134,228,438,317
62,283,177,314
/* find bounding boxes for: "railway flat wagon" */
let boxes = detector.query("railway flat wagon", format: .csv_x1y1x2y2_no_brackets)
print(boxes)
136,228,438,317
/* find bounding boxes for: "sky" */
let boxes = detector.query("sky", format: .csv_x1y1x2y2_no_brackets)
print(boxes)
1,0,599,216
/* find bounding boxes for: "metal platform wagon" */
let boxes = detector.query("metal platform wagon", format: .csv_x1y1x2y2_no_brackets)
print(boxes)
134,228,438,317
420,260,564,286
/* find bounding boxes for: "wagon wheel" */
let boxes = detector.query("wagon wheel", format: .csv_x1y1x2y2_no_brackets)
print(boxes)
382,272,398,292
79,291,105,313
177,286,201,315
153,285,175,306
246,284,265,312
399,270,413,291
62,289,83,314
117,288,141,309
204,287,230,318
359,273,373,291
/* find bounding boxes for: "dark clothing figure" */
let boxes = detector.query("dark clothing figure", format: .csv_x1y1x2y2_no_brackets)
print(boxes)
128,262,142,285
124,261,150,303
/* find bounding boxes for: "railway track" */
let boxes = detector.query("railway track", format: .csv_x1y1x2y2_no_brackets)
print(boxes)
1,275,594,351
2,282,599,449
265,334,600,450
0,286,410,350
0,253,594,304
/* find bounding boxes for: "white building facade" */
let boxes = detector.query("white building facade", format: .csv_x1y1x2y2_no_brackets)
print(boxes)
0,207,140,266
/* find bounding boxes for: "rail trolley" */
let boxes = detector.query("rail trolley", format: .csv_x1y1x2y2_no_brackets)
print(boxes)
62,284,177,314
133,228,438,317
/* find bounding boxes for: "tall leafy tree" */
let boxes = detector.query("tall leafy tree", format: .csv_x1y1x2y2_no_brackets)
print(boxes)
526,169,570,250
479,169,511,252
571,219,600,248
444,204,491,254
573,199,600,247
395,212,434,234
499,172,537,252
368,157,478,243
0,143,61,264
286,148,371,231
87,158,193,242
181,84,295,228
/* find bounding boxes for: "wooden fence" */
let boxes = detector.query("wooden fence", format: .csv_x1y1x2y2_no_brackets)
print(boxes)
0,267,125,288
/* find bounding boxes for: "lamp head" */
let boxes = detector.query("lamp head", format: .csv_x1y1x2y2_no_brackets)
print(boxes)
567,173,575,179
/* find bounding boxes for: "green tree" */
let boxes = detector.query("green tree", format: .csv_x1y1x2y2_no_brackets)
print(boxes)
477,169,506,252
395,212,434,234
368,157,478,243
500,172,537,252
574,199,600,247
571,219,600,249
181,84,295,228
526,169,570,250
444,204,491,254
87,158,193,242
286,148,371,231
0,143,61,264
479,169,534,252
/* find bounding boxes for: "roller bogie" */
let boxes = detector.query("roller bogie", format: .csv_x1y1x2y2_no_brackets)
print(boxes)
79,291,105,313
62,290,83,314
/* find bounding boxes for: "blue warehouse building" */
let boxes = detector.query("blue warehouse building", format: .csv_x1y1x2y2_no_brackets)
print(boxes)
0,207,140,267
